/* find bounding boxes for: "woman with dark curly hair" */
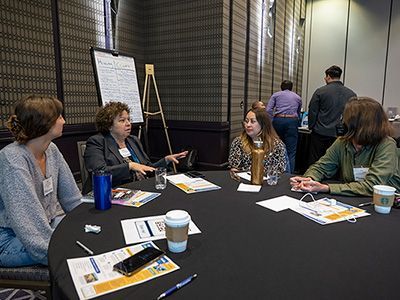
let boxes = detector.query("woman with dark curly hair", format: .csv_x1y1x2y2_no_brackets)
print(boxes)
83,101,187,194
290,97,400,196
0,95,81,266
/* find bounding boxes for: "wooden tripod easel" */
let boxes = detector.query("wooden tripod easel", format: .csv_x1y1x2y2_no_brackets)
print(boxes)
138,64,176,173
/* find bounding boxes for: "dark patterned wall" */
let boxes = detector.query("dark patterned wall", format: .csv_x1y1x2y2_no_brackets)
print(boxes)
296,0,306,95
221,1,230,122
282,0,302,94
0,0,306,128
230,0,248,138
247,0,263,103
115,1,145,95
58,0,105,124
0,0,57,129
0,0,306,168
272,0,285,92
143,0,226,122
229,0,306,140
261,0,275,100
282,0,293,80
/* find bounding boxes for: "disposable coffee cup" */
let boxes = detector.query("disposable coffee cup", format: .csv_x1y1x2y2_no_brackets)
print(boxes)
164,210,191,253
93,170,112,210
373,185,396,214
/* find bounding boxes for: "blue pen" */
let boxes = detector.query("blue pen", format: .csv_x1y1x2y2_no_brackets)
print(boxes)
157,274,198,300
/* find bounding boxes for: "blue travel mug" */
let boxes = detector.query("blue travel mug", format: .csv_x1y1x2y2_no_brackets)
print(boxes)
92,170,112,210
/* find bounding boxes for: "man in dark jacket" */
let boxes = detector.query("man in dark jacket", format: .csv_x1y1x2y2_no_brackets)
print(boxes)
307,65,356,166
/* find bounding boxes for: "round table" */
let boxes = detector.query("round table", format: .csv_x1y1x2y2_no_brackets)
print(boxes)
49,171,400,299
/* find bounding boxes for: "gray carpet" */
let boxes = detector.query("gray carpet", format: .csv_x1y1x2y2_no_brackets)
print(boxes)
0,289,46,300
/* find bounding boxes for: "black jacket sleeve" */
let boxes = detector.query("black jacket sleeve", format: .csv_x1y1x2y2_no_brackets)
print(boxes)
83,134,132,193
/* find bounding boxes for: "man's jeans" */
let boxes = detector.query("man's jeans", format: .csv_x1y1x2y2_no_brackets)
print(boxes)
272,117,299,173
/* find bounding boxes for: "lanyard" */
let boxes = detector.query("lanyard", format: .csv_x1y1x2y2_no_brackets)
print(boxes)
126,143,140,163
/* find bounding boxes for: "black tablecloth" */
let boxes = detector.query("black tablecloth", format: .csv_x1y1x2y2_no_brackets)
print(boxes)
49,171,400,299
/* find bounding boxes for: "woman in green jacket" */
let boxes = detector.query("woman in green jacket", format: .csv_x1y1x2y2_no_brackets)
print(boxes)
290,97,400,196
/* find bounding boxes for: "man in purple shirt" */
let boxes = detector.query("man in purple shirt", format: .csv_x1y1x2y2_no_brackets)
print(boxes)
267,80,302,173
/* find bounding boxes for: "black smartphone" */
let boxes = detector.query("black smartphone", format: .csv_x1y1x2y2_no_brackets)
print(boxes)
113,247,165,276
186,171,205,178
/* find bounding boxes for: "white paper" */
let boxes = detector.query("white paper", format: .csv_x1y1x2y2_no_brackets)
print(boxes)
256,195,299,212
166,174,191,184
236,172,267,181
166,174,221,193
237,183,261,193
67,241,179,300
121,215,201,245
93,50,143,123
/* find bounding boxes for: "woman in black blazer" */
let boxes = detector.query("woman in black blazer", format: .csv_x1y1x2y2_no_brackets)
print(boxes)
83,102,187,194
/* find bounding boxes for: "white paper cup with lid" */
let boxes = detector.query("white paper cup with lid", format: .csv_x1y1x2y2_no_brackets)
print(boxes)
373,185,396,214
164,210,191,253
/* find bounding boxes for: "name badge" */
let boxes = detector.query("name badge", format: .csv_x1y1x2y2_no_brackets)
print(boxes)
118,147,131,158
43,177,54,196
353,167,369,182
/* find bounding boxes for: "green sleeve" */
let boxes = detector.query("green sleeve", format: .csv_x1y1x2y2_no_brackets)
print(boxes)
329,139,398,196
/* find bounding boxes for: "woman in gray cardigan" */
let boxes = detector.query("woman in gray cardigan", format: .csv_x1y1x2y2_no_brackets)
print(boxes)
0,95,81,266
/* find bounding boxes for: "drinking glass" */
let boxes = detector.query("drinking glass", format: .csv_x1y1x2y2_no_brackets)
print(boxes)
155,167,167,190
266,168,278,185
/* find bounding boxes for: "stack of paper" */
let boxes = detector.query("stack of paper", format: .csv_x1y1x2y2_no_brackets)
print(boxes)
81,188,160,208
257,196,370,225
289,198,369,225
67,241,179,299
166,174,221,194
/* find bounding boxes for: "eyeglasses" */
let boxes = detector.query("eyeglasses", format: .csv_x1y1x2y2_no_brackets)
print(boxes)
243,119,258,125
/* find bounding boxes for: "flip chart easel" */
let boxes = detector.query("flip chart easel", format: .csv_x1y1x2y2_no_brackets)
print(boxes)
139,64,176,173
90,47,144,124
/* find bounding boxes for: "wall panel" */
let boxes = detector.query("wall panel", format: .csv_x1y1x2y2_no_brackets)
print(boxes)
230,0,247,138
345,0,391,102
383,0,400,110
260,0,275,100
295,0,305,95
282,0,293,80
115,1,145,94
59,0,105,124
0,0,56,129
272,0,285,92
302,0,348,107
247,0,263,104
221,0,231,119
144,0,225,122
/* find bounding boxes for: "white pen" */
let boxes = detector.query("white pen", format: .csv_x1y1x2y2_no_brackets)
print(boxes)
76,240,94,255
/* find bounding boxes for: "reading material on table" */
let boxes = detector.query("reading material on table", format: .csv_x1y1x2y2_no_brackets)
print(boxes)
237,183,261,193
290,198,370,225
67,241,179,300
166,174,221,194
81,187,161,207
121,215,201,245
256,195,299,212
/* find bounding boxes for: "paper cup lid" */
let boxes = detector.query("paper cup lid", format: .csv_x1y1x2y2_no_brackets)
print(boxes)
373,185,396,195
164,210,191,226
